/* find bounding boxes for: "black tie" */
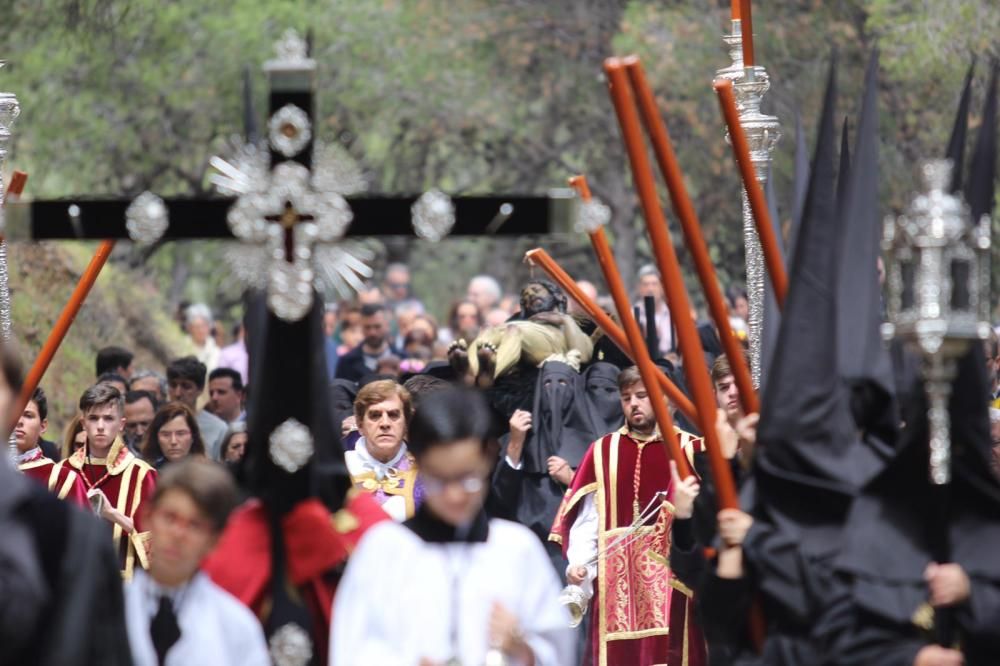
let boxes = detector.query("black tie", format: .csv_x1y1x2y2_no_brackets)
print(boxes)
149,595,181,665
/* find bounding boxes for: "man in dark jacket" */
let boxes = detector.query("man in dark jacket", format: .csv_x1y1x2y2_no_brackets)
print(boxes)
334,303,402,383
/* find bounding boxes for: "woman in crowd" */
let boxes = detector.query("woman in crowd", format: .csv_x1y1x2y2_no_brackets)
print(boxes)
60,413,87,460
142,402,205,469
438,299,483,345
220,422,248,463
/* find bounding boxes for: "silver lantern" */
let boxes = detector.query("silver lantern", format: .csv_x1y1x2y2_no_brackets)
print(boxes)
882,159,991,484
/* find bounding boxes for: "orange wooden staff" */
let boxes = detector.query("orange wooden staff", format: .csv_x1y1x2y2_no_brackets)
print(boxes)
582,206,693,477
713,77,788,307
623,56,758,416
604,57,738,510
6,170,27,201
12,235,117,429
740,0,755,67
525,246,698,423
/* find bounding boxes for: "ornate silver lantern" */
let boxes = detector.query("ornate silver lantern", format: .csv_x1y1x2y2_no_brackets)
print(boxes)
882,159,991,484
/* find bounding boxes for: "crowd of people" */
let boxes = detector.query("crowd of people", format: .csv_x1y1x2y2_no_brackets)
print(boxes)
3,252,999,666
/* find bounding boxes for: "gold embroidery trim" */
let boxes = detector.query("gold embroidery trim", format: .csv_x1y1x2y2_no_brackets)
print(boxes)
56,471,77,500
595,431,609,666
911,602,934,631
19,458,50,472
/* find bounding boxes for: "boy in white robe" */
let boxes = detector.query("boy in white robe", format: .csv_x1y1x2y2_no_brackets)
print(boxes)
331,388,573,666
124,459,269,666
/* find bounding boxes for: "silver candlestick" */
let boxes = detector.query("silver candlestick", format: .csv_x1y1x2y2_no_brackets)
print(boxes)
0,61,18,464
882,160,991,484
717,20,781,387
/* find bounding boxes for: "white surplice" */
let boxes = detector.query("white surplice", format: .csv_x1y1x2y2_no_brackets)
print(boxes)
124,570,270,666
330,518,574,666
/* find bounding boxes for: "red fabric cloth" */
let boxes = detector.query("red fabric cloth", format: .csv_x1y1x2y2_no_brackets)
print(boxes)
19,455,89,507
57,438,157,573
202,491,389,662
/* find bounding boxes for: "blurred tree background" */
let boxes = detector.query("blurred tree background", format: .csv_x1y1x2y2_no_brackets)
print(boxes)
0,0,997,423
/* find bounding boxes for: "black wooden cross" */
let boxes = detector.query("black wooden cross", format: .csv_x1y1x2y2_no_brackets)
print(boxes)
3,31,573,241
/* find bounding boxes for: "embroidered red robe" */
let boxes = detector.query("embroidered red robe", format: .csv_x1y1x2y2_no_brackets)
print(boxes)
551,426,707,666
18,447,89,507
56,437,157,578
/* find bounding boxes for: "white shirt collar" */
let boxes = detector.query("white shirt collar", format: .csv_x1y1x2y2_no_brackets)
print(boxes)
353,438,408,479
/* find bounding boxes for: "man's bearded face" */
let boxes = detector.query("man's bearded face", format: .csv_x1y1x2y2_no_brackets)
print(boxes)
521,282,557,318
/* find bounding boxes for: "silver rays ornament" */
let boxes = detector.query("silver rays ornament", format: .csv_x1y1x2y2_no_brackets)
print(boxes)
211,138,373,317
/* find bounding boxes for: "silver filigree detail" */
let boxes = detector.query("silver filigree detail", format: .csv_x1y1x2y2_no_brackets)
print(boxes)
311,142,368,196
211,137,375,315
716,24,781,387
268,418,314,474
125,191,168,245
268,622,313,666
0,61,19,345
411,189,455,242
574,199,612,234
269,104,312,158
271,30,312,66
882,159,992,485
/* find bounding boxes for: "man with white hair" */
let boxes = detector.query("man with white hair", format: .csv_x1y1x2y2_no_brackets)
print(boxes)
466,275,502,313
186,303,220,374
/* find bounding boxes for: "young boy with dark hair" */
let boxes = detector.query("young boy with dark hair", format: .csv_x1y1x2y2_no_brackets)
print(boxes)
15,386,88,506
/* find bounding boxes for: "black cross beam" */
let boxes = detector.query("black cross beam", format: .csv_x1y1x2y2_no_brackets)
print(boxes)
3,33,575,241
4,193,571,240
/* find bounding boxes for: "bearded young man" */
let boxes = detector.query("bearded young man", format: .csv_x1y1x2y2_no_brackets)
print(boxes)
551,366,706,666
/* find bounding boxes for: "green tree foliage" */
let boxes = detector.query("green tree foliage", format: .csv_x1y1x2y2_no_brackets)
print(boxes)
1,0,997,322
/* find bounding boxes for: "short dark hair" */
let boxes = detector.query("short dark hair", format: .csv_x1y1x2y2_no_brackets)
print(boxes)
96,346,133,378
125,389,159,411
142,401,205,462
98,372,128,387
79,383,124,415
30,386,48,421
711,351,750,385
402,374,450,404
151,458,239,533
360,303,385,318
711,354,732,385
406,388,495,459
208,367,244,392
617,366,643,392
167,356,208,390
